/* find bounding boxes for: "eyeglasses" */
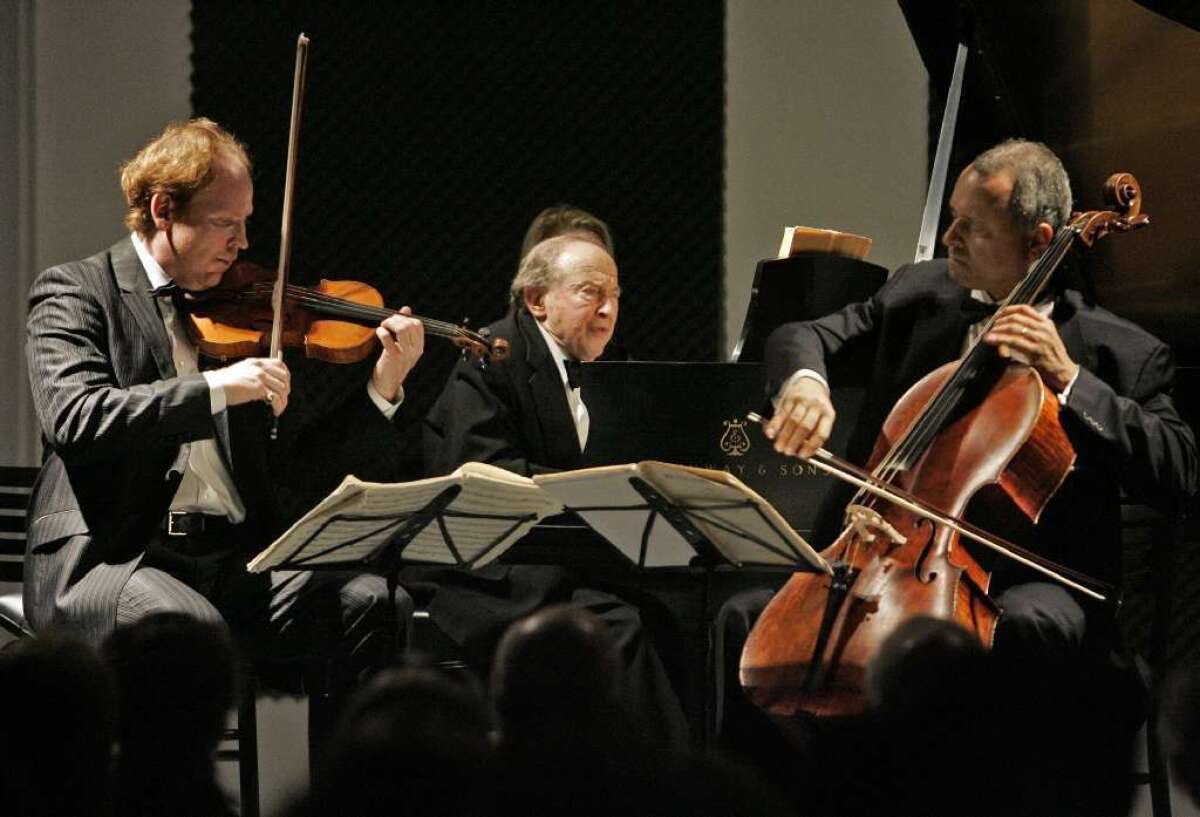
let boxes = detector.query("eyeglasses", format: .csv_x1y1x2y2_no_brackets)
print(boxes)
567,281,621,305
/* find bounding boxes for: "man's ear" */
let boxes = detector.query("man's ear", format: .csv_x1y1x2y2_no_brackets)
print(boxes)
523,286,548,319
150,192,174,231
1028,222,1054,260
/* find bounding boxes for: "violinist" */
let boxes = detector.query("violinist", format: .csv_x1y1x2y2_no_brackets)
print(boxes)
23,118,423,742
715,139,1197,739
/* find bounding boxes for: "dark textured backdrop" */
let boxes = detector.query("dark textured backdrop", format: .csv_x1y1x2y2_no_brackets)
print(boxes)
191,1,724,455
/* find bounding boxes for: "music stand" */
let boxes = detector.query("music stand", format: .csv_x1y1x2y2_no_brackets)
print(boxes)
248,467,563,656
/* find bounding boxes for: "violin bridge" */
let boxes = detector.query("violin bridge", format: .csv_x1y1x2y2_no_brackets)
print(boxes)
844,504,907,546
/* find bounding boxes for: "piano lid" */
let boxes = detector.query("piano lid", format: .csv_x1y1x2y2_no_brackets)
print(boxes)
898,0,1200,363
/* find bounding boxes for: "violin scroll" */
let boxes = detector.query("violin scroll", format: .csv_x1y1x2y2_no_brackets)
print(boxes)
1072,172,1150,247
456,324,510,365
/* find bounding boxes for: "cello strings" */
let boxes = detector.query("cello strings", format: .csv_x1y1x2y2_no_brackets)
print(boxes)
877,227,1074,473
850,226,1077,509
839,230,1075,567
876,228,1074,481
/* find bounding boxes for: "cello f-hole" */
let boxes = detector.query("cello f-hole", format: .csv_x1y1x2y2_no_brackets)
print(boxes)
913,516,938,583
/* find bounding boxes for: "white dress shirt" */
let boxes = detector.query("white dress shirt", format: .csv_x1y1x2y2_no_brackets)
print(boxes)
132,233,246,521
132,234,402,521
533,319,590,451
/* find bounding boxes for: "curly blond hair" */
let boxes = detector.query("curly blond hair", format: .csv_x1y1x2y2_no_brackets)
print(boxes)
119,118,251,235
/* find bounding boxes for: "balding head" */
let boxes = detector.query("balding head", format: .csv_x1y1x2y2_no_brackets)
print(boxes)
511,236,620,361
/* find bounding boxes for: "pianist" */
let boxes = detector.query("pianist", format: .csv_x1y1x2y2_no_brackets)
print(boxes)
418,233,689,747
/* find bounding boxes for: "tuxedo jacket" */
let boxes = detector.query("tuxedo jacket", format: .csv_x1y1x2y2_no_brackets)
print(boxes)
423,308,584,477
417,308,585,654
24,238,402,643
764,259,1197,588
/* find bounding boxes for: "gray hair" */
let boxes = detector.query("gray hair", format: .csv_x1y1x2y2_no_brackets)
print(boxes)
510,235,590,308
972,139,1072,232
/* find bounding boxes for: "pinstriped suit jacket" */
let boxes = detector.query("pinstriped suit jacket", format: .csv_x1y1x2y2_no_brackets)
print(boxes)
23,237,405,644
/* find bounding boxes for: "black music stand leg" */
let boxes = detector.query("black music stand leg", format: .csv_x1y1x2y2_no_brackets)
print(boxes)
804,562,856,693
386,569,404,663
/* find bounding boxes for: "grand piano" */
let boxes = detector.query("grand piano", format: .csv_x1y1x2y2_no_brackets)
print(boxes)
516,0,1200,734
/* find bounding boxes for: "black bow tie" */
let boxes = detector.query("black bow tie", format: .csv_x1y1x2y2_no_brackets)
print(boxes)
148,281,180,298
960,297,999,323
564,359,582,390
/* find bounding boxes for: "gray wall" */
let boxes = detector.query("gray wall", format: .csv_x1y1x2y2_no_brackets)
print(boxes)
724,0,927,355
0,0,191,465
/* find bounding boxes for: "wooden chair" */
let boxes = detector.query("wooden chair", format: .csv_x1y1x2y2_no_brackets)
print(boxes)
0,466,38,639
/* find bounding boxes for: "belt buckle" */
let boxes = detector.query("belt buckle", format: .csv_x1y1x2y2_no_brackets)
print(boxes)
166,511,195,537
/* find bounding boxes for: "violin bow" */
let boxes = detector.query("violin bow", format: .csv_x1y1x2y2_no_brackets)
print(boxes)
268,33,310,439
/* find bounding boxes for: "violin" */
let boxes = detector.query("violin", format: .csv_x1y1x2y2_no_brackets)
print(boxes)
739,173,1149,718
183,35,506,371
180,260,509,365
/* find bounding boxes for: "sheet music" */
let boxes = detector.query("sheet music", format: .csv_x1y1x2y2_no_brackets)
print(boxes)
248,462,562,572
535,464,696,567
638,462,826,570
535,462,828,571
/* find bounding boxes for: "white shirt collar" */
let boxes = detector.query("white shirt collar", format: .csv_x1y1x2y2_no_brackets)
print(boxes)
532,316,577,391
970,286,1053,318
130,232,172,291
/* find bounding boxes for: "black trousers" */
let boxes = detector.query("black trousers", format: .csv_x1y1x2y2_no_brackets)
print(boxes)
121,530,414,760
404,563,690,750
710,581,1144,816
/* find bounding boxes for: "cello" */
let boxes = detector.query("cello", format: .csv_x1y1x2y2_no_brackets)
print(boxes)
739,173,1148,718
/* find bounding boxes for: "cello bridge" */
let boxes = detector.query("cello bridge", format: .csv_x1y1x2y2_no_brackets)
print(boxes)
844,504,907,546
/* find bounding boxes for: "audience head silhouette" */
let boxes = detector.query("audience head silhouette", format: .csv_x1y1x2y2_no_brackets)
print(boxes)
491,603,622,745
102,613,237,817
297,665,493,817
0,633,116,817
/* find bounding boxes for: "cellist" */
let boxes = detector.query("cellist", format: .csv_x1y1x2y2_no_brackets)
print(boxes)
714,139,1197,737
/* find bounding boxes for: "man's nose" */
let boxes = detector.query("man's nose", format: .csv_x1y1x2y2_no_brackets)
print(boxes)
941,219,960,248
597,295,616,317
232,223,249,251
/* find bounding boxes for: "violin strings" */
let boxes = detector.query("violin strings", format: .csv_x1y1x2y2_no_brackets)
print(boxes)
268,284,481,341
235,280,494,352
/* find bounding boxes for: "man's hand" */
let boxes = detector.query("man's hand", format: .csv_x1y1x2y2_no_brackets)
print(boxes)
208,358,292,416
764,376,836,459
984,305,1079,392
371,307,425,402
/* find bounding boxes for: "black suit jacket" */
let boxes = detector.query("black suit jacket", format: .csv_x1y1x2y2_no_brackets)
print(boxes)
764,259,1197,588
24,238,403,643
416,308,585,653
424,308,583,476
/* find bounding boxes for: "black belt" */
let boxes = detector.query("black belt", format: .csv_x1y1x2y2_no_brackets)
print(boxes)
163,510,237,538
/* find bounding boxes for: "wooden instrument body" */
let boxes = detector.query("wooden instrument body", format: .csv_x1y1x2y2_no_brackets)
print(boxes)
740,359,1076,717
182,261,382,364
